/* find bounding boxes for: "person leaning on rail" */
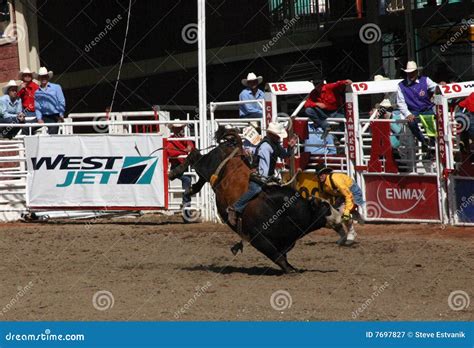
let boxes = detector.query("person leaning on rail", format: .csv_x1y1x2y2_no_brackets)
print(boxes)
165,119,195,212
239,72,265,119
304,77,352,141
314,164,364,246
396,61,442,160
0,80,26,139
34,67,66,135
371,98,406,172
227,121,298,226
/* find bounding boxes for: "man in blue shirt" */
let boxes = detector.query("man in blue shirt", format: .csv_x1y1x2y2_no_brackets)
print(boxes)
239,72,265,118
0,80,25,139
305,123,337,155
397,61,437,159
227,121,297,226
34,67,66,135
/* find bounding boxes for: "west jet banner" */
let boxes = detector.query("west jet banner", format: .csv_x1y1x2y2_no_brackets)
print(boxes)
25,135,167,209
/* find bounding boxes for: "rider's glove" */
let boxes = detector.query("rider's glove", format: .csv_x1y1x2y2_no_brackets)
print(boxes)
342,213,352,222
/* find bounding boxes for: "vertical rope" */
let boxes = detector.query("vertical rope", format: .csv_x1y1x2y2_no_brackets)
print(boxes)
109,0,133,112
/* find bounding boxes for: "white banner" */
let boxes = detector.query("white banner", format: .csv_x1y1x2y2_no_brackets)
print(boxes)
25,135,167,208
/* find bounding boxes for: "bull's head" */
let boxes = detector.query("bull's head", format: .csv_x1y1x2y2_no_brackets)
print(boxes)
169,148,202,180
310,197,342,229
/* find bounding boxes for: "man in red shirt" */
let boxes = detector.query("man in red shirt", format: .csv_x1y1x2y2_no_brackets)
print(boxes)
165,120,195,208
458,92,474,153
17,68,39,117
304,79,352,138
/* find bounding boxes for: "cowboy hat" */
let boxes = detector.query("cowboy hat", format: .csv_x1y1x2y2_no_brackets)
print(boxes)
375,98,397,109
241,72,263,86
34,67,53,78
168,118,186,129
402,61,421,73
315,164,333,176
18,67,34,79
266,121,288,140
373,74,389,81
2,80,18,94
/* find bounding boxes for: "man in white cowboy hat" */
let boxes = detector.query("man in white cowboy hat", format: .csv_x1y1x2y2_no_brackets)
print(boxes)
17,67,38,117
396,60,438,159
227,121,298,225
34,67,66,134
239,72,265,118
0,80,26,139
165,119,195,211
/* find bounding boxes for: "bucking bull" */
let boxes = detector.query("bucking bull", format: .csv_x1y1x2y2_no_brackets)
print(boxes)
169,127,345,273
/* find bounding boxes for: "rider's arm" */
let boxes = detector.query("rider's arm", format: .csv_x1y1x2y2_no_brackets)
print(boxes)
257,143,272,177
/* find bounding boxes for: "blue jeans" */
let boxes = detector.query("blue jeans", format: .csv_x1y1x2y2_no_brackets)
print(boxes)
407,111,435,145
305,107,343,131
180,174,192,205
350,183,365,206
233,181,262,213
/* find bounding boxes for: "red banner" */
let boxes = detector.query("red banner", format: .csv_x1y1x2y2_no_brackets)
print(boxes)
364,175,440,220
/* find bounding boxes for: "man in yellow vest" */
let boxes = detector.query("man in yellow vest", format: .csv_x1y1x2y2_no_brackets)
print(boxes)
314,164,364,246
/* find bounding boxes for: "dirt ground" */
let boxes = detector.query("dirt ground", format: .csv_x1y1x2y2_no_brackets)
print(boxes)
0,214,472,321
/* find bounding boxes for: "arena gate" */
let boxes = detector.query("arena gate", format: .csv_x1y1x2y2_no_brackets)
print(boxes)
434,81,474,226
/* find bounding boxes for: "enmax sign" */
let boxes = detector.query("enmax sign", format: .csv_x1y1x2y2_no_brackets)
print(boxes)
30,155,158,187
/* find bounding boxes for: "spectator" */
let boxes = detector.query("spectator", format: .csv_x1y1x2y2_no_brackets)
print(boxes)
396,61,438,159
373,98,404,170
304,78,352,139
0,80,25,139
17,67,38,118
34,67,65,135
165,119,195,209
457,92,474,154
305,122,336,155
239,73,265,118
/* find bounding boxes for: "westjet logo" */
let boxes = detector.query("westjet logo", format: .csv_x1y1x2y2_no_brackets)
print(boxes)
30,155,158,187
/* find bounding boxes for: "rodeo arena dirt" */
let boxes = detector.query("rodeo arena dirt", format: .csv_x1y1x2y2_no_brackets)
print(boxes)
0,76,472,322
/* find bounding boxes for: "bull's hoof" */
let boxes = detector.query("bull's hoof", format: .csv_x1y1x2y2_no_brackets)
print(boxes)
230,241,243,255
